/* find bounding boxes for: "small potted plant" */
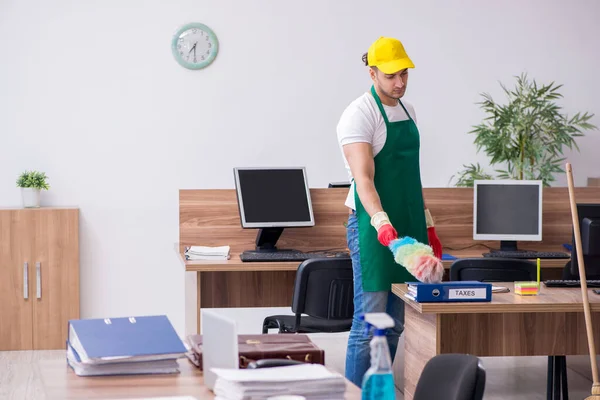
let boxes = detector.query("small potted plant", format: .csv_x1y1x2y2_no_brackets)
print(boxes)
16,170,50,208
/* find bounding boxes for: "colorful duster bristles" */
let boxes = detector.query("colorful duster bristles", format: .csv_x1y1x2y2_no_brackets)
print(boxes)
388,237,444,283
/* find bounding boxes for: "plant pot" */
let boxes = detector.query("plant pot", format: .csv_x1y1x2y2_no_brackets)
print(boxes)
21,188,41,208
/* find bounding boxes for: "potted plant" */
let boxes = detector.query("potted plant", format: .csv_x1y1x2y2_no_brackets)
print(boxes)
452,73,597,187
16,170,50,208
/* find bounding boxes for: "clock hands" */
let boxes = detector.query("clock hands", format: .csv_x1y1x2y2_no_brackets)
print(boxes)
187,42,198,62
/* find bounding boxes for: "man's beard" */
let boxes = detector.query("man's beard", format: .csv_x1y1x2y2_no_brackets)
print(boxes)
380,87,404,100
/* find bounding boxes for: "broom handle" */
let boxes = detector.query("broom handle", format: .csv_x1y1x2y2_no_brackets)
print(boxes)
566,162,599,385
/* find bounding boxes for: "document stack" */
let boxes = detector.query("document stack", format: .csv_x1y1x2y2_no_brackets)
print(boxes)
210,363,347,400
66,315,187,376
185,245,231,260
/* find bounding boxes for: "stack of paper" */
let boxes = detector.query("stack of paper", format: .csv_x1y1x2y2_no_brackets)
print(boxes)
211,364,347,400
185,245,230,260
66,315,187,376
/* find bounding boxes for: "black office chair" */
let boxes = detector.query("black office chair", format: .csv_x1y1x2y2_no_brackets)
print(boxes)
414,354,486,400
449,257,537,282
450,258,568,400
262,257,354,334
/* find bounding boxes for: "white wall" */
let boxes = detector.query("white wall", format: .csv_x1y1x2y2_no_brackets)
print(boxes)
1,0,599,337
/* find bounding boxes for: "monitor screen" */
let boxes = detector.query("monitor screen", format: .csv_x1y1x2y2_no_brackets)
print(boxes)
473,180,542,241
234,167,315,228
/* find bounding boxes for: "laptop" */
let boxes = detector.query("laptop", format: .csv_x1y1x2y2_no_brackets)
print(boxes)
201,310,239,391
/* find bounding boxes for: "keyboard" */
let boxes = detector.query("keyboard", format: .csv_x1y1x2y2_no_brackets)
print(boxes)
543,280,600,288
240,250,350,262
482,251,570,259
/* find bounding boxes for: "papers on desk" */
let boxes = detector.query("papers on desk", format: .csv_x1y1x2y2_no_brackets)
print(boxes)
66,315,187,376
185,245,231,260
66,343,180,376
211,363,346,400
112,398,199,400
492,285,510,293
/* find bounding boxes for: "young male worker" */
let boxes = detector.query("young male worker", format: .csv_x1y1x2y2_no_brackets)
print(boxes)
336,36,443,386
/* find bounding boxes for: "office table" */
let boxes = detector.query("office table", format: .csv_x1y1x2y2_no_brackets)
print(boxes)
180,249,569,333
392,282,600,400
178,187,600,334
4,350,361,399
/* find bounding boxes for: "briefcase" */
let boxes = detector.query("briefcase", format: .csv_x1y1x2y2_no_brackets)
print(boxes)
185,334,325,370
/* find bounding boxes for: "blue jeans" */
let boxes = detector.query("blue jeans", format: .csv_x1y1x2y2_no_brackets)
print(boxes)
344,210,405,387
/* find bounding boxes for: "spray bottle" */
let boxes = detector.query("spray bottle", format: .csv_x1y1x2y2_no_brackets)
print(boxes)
361,312,396,400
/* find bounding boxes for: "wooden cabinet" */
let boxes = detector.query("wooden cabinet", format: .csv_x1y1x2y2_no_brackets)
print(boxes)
0,208,79,350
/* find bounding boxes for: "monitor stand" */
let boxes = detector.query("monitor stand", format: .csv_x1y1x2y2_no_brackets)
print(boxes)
490,240,528,253
242,227,298,254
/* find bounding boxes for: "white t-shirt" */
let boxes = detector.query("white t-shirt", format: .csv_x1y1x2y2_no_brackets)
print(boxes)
336,91,417,210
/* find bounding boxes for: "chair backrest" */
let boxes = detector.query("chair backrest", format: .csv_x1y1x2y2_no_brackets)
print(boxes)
414,354,486,400
450,258,536,282
291,257,354,320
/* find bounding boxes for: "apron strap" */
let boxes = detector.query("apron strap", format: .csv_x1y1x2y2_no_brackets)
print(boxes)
370,86,390,125
397,99,413,122
370,85,414,123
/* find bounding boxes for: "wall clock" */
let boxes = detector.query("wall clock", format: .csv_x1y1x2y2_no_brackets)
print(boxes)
171,22,219,70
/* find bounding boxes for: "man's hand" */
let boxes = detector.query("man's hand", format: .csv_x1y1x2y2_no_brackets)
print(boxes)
371,211,398,246
425,209,443,258
377,223,398,246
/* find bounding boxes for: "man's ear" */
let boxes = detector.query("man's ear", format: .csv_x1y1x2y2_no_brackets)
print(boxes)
369,67,377,81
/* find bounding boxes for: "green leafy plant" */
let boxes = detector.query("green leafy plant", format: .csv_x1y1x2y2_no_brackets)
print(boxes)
16,170,50,190
452,73,596,187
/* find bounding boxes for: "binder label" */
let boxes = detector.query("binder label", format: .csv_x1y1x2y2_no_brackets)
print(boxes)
448,288,487,299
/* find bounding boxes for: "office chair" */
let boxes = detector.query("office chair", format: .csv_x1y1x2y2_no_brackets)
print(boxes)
449,257,537,282
262,257,354,334
449,258,568,400
414,354,486,400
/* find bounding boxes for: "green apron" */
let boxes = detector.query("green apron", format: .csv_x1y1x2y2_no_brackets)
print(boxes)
354,86,428,292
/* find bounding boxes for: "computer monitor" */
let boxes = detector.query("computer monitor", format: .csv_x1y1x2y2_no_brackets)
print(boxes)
233,167,315,253
473,179,543,252
570,204,600,277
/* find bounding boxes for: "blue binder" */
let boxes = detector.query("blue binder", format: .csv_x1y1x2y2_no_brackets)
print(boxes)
406,281,492,303
67,315,187,364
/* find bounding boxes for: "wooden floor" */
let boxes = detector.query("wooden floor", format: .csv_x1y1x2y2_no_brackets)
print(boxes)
2,334,599,399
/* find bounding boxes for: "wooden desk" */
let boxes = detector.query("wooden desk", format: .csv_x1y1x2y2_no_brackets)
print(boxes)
392,283,600,400
179,187,600,333
8,350,361,399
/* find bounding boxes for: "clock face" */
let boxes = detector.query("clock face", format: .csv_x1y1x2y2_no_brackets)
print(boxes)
172,23,219,70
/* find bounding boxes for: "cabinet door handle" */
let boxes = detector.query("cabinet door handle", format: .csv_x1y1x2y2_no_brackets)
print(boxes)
36,262,41,299
24,262,29,299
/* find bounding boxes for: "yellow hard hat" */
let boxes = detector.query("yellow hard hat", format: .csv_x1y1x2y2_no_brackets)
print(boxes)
367,37,414,74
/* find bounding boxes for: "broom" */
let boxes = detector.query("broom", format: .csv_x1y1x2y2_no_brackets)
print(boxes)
566,162,600,399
